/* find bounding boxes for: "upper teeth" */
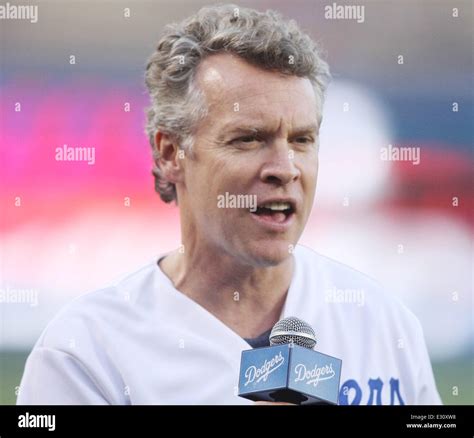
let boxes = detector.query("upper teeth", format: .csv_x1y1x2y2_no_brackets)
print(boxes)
261,202,291,211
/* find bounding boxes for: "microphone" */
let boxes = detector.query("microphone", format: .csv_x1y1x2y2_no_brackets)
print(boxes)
238,316,342,405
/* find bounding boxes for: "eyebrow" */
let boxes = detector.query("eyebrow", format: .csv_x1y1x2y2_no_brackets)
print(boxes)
221,123,319,139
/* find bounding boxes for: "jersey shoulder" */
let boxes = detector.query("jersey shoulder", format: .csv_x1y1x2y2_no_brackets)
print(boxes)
37,260,159,351
295,244,422,329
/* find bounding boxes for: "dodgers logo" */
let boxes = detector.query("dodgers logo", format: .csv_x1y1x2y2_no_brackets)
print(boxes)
293,363,336,387
244,352,285,386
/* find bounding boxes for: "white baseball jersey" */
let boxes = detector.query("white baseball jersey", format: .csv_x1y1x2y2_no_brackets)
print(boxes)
17,245,441,405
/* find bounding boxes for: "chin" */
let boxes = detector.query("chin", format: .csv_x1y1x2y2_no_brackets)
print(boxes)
242,240,294,268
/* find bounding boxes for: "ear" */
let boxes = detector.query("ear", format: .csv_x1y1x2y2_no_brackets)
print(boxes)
154,131,184,184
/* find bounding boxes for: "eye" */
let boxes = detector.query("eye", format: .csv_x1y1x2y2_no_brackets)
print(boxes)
293,136,314,144
234,135,259,143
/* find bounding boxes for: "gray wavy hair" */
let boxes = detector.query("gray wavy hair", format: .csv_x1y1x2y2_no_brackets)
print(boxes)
145,4,331,203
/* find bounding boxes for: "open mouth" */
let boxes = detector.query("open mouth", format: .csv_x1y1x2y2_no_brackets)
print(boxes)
250,201,295,224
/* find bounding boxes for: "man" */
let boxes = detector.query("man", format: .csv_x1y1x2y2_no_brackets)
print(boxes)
17,4,441,405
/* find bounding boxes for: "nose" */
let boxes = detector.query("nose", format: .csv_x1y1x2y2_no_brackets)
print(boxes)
259,142,301,186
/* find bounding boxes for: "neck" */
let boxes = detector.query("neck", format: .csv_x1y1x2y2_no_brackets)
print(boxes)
159,243,294,339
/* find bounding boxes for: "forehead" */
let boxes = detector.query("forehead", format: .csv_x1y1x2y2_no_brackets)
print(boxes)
194,53,319,128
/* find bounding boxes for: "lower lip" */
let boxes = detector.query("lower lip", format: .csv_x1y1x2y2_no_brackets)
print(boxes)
249,210,295,232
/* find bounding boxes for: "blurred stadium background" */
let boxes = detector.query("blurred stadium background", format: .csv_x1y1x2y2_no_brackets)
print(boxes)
0,0,472,404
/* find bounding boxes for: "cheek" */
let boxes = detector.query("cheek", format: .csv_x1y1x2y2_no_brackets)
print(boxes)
187,153,243,211
298,154,319,213
299,152,318,184
207,152,250,189
184,152,223,195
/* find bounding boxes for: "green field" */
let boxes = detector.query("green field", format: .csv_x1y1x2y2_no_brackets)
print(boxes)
1,350,472,405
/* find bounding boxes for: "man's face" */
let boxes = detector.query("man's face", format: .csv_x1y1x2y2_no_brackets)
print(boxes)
178,53,320,267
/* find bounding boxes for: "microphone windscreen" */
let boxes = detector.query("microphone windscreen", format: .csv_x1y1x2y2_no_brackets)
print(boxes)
269,316,317,349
